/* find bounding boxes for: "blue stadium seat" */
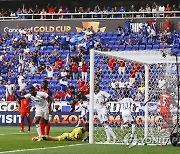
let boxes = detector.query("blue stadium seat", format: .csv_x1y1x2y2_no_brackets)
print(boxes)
54,46,60,50
153,44,159,50
62,106,71,112
119,45,125,51
44,33,50,37
125,45,132,51
146,45,152,50
47,46,53,50
132,44,138,50
33,74,41,80
139,45,146,50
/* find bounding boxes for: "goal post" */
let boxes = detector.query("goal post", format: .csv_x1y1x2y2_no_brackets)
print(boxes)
89,49,179,145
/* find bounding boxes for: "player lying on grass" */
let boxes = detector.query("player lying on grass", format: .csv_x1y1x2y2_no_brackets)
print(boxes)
32,123,89,141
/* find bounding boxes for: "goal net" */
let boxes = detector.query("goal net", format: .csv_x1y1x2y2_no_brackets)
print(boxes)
89,49,179,145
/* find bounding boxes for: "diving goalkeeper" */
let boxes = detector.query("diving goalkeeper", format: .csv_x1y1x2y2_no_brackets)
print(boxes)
32,123,89,141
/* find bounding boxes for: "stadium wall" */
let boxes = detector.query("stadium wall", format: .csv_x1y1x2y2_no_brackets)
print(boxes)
0,18,179,33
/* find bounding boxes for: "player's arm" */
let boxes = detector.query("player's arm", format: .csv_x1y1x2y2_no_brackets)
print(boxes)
101,91,111,104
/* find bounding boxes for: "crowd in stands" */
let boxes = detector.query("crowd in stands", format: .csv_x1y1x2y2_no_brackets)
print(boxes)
0,2,180,19
0,16,179,112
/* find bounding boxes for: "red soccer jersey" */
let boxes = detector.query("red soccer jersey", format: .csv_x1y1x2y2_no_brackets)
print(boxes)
72,64,79,73
159,93,171,113
82,64,89,72
20,98,30,113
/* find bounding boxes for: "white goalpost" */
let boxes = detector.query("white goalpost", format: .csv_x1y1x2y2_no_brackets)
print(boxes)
89,49,179,145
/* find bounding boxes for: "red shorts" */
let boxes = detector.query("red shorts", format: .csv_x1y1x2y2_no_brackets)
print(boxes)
20,112,30,118
160,111,172,123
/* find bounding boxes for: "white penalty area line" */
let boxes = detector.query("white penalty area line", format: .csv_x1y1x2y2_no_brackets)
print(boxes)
0,131,36,136
0,143,88,154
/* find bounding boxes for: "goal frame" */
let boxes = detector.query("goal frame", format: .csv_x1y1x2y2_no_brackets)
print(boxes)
89,49,178,144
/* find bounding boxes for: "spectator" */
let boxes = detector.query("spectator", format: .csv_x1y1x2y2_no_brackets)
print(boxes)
158,76,166,90
71,62,79,80
58,6,64,19
81,60,89,82
77,77,84,92
3,80,15,101
19,78,27,91
165,4,172,17
165,18,171,32
54,89,61,101
158,4,165,17
108,58,116,74
110,79,118,89
40,8,47,19
46,65,54,79
118,59,126,74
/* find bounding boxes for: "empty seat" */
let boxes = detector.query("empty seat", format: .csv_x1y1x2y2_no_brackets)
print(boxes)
146,45,152,50
153,44,159,50
132,44,139,50
139,45,145,50
125,45,132,51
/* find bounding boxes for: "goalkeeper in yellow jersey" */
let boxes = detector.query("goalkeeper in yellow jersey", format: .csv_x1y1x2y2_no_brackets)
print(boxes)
32,123,89,141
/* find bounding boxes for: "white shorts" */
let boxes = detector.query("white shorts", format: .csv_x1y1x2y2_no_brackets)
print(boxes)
35,108,49,120
122,111,133,123
97,108,108,123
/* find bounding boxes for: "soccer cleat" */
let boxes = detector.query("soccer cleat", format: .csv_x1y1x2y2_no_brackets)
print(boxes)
19,130,24,133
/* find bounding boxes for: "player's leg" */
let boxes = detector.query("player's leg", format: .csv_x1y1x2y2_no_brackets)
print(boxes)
35,133,69,141
101,109,116,143
40,120,45,135
43,110,50,135
26,112,31,132
163,113,173,134
121,113,129,130
34,113,42,136
20,113,25,132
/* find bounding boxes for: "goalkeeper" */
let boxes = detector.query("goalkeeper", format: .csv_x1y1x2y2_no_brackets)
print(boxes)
32,123,89,141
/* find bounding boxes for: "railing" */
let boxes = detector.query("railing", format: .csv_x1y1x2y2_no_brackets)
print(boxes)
0,11,180,21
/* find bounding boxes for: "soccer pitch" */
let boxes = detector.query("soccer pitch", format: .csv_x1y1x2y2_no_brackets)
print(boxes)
0,126,179,154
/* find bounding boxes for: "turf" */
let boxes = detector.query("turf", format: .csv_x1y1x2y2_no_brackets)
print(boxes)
0,126,179,154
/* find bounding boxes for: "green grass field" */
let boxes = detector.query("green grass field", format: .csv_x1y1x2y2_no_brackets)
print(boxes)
0,126,179,154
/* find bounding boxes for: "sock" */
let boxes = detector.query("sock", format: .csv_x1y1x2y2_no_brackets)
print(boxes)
36,124,41,136
27,117,31,131
132,124,135,135
45,123,51,136
104,124,110,142
40,121,45,135
107,125,116,139
20,121,24,131
28,122,31,131
77,119,81,126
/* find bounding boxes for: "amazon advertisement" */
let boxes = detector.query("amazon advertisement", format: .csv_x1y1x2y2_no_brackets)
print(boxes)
0,111,177,126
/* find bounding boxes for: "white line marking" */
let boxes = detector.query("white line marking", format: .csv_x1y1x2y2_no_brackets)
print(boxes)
0,143,87,154
0,131,36,136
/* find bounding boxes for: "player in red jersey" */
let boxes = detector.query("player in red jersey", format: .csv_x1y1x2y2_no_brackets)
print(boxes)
16,89,31,132
158,88,176,134
40,80,53,136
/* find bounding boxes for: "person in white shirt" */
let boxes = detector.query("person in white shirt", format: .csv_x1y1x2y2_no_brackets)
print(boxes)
46,65,54,79
19,78,27,91
4,81,15,101
75,99,88,127
94,85,117,143
18,86,55,137
118,89,136,137
158,5,165,17
17,73,25,85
